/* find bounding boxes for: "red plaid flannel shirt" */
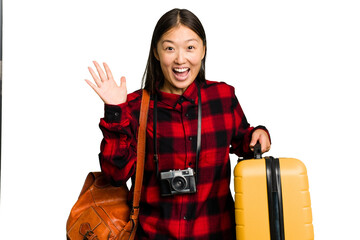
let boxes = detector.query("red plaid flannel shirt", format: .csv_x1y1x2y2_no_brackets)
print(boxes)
99,80,269,239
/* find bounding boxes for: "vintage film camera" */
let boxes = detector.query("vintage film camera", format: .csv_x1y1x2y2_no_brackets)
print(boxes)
159,168,197,197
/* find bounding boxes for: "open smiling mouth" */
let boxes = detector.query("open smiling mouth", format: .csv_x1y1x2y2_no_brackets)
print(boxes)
173,67,190,80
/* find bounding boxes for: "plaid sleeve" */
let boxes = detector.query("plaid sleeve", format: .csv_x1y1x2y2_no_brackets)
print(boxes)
229,87,271,158
229,87,255,158
99,102,138,186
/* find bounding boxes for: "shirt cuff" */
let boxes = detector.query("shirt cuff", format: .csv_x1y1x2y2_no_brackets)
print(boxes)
104,103,128,123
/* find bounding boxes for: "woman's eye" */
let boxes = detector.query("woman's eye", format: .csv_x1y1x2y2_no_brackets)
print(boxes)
166,47,174,51
188,46,194,50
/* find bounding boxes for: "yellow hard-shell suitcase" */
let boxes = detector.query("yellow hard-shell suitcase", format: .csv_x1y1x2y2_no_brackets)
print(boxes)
234,143,314,240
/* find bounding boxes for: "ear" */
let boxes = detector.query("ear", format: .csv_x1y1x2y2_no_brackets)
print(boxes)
153,48,160,61
201,45,206,60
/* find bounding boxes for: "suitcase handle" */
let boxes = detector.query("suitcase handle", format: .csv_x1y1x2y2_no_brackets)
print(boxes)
254,142,262,159
237,141,262,162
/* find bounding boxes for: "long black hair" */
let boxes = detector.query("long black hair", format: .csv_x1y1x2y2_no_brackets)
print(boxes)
141,8,207,95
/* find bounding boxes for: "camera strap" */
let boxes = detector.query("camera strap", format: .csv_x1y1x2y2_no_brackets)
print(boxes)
153,82,202,184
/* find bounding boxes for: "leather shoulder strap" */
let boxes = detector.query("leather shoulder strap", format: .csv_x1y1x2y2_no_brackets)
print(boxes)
131,89,150,218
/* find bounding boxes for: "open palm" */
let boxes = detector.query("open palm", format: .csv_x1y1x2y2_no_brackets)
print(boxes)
85,61,127,105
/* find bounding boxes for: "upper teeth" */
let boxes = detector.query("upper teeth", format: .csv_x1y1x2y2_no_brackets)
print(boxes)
174,68,188,73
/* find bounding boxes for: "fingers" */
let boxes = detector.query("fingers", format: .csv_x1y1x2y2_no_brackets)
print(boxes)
120,76,126,88
88,61,114,87
85,79,102,98
93,61,108,83
259,137,271,153
88,66,102,87
103,62,114,80
250,129,271,153
85,78,96,90
85,61,128,105
249,131,260,152
257,133,270,153
249,137,258,150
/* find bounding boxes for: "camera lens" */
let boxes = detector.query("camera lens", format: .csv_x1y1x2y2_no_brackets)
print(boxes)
171,176,187,191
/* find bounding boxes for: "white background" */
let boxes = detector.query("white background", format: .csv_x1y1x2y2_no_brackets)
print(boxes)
1,0,360,239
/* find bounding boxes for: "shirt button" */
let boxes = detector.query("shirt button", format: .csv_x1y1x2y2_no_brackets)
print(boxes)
114,112,120,116
189,137,193,141
188,162,192,166
183,216,187,220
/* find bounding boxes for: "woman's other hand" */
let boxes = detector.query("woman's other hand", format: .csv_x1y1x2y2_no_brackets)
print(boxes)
249,129,271,153
85,61,127,105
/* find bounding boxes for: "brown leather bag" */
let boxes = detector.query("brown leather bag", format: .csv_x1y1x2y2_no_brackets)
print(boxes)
66,90,150,240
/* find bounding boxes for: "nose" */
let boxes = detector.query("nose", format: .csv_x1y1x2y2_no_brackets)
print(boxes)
175,49,186,64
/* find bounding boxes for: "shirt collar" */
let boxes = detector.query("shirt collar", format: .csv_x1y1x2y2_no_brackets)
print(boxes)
158,80,201,108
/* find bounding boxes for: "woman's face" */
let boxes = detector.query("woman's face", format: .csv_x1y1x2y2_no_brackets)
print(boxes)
155,24,206,95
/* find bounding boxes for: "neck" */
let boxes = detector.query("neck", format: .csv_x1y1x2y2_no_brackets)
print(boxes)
160,85,186,95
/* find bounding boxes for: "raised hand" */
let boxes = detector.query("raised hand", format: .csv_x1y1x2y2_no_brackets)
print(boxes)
85,61,127,105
